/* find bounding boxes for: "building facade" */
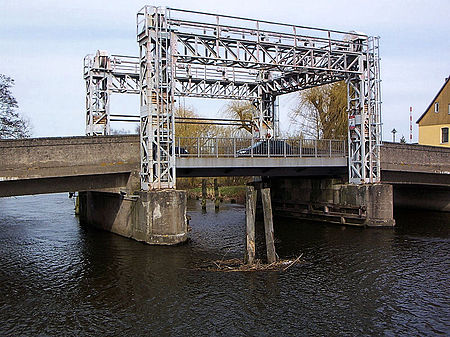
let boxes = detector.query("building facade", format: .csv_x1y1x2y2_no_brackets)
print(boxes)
417,76,450,147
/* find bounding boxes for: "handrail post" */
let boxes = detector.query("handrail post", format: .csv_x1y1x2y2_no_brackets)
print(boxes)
284,139,286,158
216,137,219,158
329,139,332,157
233,138,236,158
267,139,270,158
315,139,317,157
197,137,200,158
344,139,346,157
251,137,254,157
299,139,302,157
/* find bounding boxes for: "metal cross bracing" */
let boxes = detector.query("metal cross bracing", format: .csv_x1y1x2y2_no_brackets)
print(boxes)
84,51,140,136
84,6,382,189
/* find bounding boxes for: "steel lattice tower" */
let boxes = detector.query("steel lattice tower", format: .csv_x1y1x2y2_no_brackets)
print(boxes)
84,52,140,136
85,6,382,188
137,7,176,189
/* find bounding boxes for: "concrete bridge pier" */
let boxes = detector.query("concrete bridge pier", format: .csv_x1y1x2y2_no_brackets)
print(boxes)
78,189,188,245
270,177,395,227
333,183,395,226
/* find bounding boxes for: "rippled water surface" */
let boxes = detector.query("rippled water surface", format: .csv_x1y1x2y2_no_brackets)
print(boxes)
0,194,449,336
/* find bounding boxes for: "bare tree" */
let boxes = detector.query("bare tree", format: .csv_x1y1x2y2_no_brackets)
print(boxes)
175,106,218,139
110,128,133,135
224,101,255,135
0,74,31,139
290,81,347,139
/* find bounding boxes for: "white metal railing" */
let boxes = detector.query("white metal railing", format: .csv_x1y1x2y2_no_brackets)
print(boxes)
175,137,346,158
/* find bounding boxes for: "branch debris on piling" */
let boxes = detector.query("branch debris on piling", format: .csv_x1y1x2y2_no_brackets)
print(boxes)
198,254,304,272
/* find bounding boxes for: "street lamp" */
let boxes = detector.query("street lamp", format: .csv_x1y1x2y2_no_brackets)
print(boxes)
391,128,397,142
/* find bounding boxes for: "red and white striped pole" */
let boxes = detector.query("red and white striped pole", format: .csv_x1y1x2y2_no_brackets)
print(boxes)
409,106,413,143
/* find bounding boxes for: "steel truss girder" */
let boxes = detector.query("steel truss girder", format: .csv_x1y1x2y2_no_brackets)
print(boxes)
261,71,346,96
173,33,361,75
175,79,258,100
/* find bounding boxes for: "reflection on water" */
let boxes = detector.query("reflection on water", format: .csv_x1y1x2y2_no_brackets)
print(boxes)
0,194,448,336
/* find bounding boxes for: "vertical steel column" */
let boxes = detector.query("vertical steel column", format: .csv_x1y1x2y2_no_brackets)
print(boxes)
138,6,176,190
346,36,381,184
85,71,95,135
85,72,110,136
347,70,364,183
368,36,382,181
273,96,280,138
254,86,275,139
104,72,111,136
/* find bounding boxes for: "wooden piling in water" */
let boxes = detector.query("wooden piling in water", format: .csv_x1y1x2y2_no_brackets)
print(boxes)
74,194,80,215
261,187,277,264
214,178,219,210
245,186,257,265
201,179,207,211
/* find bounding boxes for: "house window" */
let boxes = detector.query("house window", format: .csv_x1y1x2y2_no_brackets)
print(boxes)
434,102,439,112
442,127,449,144
448,103,450,115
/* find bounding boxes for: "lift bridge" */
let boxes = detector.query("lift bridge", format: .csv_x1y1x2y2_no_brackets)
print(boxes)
84,6,381,190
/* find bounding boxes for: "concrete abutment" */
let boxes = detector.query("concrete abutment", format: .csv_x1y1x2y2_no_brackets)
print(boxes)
78,189,188,245
269,177,395,227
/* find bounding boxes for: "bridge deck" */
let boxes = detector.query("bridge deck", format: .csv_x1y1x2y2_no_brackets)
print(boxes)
380,142,450,186
177,157,347,177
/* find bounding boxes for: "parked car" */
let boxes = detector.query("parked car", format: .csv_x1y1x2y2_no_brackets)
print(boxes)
236,139,292,156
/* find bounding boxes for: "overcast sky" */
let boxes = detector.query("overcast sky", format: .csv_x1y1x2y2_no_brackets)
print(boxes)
1,0,449,141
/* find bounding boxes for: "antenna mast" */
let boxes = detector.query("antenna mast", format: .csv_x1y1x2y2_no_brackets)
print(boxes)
409,106,413,143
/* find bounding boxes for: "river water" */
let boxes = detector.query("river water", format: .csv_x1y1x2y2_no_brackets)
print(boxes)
0,193,448,336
